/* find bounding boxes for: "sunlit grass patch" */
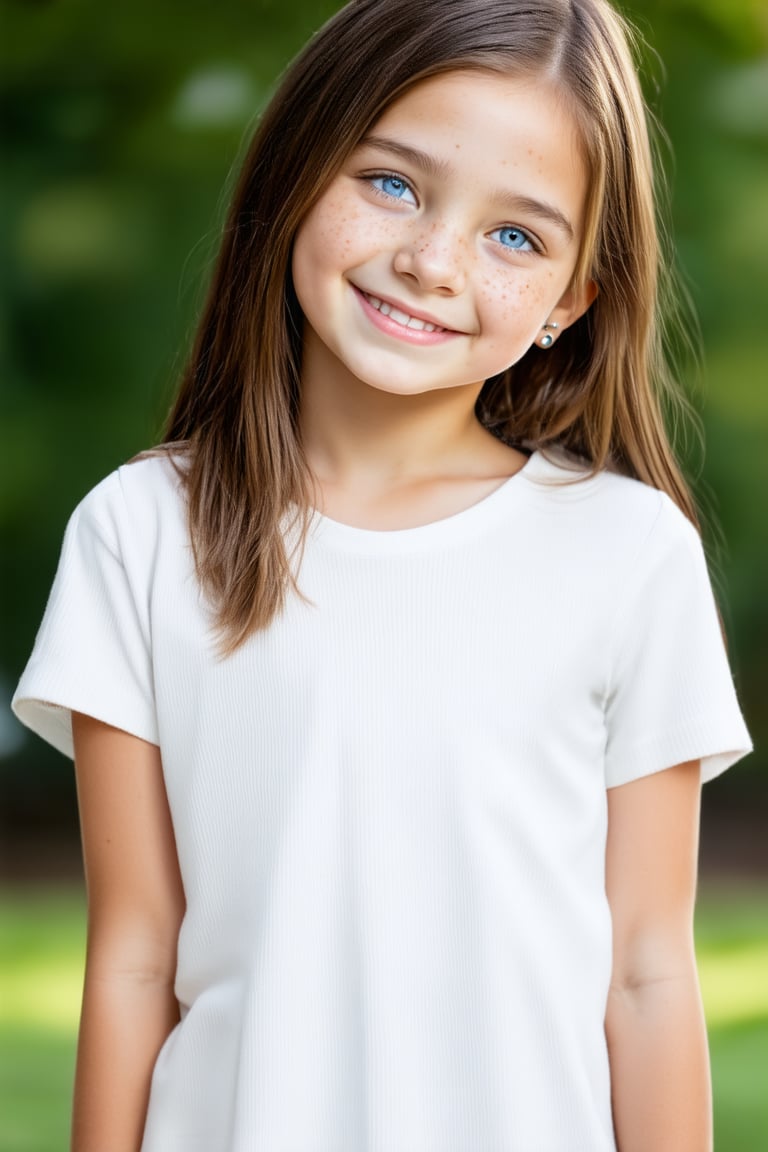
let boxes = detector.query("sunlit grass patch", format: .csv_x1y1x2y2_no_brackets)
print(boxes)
695,884,768,1028
0,888,83,1152
697,942,768,1027
0,887,85,1032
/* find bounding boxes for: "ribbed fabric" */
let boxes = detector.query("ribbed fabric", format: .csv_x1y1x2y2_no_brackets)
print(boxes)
12,450,751,1152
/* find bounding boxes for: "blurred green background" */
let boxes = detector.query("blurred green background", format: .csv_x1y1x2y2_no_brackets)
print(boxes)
0,0,766,1148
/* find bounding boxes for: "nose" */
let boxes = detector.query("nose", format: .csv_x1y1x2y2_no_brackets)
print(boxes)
392,221,467,295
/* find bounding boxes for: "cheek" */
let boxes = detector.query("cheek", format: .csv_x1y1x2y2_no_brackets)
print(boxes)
297,194,406,276
477,273,547,325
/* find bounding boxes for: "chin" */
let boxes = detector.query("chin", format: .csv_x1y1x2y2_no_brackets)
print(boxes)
342,356,448,397
358,372,444,397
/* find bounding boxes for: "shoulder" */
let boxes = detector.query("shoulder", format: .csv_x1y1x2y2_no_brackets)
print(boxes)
62,451,189,584
73,451,186,537
527,445,700,567
77,450,184,515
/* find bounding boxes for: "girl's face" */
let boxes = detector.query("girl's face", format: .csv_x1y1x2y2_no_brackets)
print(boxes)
292,69,596,399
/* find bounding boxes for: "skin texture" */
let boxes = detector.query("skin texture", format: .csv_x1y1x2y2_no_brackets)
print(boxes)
606,760,712,1152
71,713,185,1152
293,72,594,401
292,71,597,528
71,71,711,1150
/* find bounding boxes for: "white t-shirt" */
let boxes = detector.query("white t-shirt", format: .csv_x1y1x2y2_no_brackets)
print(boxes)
13,449,751,1152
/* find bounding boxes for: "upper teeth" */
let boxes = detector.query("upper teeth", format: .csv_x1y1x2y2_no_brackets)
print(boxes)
365,294,443,332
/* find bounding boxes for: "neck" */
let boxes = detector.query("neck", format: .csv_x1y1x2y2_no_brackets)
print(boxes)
298,336,500,489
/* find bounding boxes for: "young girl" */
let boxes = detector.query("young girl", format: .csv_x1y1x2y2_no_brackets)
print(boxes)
12,1,752,1149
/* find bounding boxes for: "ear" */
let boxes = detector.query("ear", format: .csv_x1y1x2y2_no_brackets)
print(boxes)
548,278,599,332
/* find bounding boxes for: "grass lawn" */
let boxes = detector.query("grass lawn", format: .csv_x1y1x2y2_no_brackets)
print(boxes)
1,882,766,1150
0,888,85,1152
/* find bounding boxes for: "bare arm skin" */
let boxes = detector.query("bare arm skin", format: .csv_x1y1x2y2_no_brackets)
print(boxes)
71,713,185,1152
605,759,712,1152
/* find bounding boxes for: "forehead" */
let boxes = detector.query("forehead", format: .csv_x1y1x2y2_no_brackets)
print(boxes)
373,69,584,162
364,69,588,222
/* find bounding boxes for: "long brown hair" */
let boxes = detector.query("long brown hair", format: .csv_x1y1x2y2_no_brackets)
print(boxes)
161,0,700,652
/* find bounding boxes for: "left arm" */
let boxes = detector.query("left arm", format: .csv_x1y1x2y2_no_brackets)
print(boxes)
605,759,712,1152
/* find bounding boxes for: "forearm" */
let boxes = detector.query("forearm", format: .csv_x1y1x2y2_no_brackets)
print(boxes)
605,966,712,1152
70,715,185,1152
72,956,180,1152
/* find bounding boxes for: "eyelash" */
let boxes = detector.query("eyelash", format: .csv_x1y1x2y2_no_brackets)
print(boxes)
360,169,543,255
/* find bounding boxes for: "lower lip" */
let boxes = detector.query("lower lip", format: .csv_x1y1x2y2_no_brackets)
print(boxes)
353,287,459,346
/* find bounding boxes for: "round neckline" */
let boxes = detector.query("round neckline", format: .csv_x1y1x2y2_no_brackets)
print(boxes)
307,449,545,555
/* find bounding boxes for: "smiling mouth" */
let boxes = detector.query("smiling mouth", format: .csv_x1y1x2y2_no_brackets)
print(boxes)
361,292,447,333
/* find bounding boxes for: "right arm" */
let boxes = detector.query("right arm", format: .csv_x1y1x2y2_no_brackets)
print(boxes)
71,712,185,1152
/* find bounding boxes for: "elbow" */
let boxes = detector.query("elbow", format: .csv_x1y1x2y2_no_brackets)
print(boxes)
84,921,180,991
610,929,699,1000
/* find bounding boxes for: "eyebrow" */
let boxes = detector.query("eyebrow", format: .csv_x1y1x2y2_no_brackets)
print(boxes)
359,134,575,241
361,135,454,180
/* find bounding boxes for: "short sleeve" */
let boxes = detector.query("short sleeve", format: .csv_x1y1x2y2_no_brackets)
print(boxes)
604,496,752,788
11,473,159,759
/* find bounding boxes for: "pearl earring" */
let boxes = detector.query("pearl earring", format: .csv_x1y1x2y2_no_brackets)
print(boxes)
539,322,559,349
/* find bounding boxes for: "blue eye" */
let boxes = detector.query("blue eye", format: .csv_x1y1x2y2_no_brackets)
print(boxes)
370,174,416,203
492,226,535,252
